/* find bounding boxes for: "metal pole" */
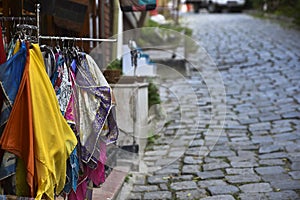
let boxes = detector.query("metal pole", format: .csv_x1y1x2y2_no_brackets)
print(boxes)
39,36,117,43
36,4,40,44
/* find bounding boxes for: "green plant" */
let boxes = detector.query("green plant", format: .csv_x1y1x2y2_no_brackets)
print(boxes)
124,173,132,183
249,0,300,26
148,81,161,109
144,19,193,37
147,133,160,146
107,59,122,71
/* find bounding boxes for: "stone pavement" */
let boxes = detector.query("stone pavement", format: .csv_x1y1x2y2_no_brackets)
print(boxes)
119,13,300,200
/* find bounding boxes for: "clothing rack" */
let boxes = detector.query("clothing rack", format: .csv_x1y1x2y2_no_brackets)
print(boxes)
38,36,117,43
0,16,36,22
35,4,117,44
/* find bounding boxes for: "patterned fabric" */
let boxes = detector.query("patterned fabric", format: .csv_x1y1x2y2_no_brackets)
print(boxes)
68,54,118,200
63,61,79,194
74,53,114,168
63,146,79,194
67,140,107,200
51,54,72,115
64,60,77,124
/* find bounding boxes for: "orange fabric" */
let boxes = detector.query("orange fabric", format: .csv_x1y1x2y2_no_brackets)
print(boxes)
0,42,35,196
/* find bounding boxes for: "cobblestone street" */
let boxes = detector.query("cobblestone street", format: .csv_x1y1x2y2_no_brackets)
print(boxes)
122,13,300,200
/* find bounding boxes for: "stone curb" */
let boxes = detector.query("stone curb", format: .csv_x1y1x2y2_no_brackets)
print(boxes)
93,166,130,200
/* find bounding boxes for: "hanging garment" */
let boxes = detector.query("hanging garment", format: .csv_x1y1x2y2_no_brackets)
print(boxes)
52,58,79,195
85,54,119,145
67,140,107,200
74,54,118,168
0,27,6,64
0,42,27,183
0,43,78,200
51,53,72,115
0,42,34,196
63,146,79,194
0,41,27,134
29,43,77,200
64,59,77,124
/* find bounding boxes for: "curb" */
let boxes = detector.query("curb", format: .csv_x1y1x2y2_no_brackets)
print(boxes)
93,166,130,200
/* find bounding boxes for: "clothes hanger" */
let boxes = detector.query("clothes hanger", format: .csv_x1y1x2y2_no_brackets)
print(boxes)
40,44,56,77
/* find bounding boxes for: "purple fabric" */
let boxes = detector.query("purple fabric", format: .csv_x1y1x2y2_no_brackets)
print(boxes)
73,54,118,168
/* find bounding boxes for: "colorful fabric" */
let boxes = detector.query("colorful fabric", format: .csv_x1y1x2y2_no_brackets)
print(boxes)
85,54,119,145
51,54,72,115
0,42,34,196
0,43,77,199
28,43,77,199
0,42,27,183
63,147,79,194
63,61,79,194
67,140,107,200
64,61,77,124
74,54,118,168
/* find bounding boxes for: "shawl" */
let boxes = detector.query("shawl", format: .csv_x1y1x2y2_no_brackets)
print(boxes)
29,44,77,199
74,53,118,168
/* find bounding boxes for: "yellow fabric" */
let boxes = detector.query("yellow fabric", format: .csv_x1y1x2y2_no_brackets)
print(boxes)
13,40,21,54
29,44,77,200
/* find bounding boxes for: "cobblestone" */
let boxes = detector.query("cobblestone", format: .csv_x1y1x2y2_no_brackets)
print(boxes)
175,189,207,199
239,183,273,193
267,190,300,200
238,193,269,200
197,170,224,179
170,181,198,191
201,195,235,200
121,12,300,200
226,174,261,184
208,185,239,195
143,191,172,199
255,166,286,175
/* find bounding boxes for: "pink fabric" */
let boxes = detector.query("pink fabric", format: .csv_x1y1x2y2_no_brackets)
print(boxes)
68,141,107,200
89,141,106,185
64,70,76,123
67,179,88,200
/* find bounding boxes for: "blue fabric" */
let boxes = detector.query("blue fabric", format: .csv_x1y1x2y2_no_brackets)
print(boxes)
0,42,27,181
0,153,16,180
50,53,63,86
63,147,79,194
71,59,77,74
139,0,156,5
0,42,27,132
